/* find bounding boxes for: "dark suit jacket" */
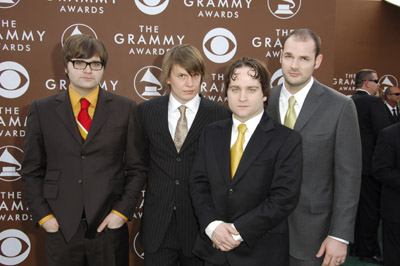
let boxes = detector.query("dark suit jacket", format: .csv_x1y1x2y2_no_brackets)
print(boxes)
351,90,391,176
267,80,362,260
189,112,303,266
22,89,147,242
373,123,400,223
137,95,230,255
384,104,400,124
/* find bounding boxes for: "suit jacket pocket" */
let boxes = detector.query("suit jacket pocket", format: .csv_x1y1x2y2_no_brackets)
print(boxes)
309,200,332,214
43,171,60,199
111,180,125,195
251,159,273,166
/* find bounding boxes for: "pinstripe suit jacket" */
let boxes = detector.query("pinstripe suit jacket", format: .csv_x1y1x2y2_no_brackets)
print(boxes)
266,80,362,260
137,94,230,255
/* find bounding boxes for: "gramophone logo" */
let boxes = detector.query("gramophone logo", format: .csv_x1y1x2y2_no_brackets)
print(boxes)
267,0,302,19
0,0,20,9
0,146,23,182
379,74,399,93
134,66,165,101
61,24,98,47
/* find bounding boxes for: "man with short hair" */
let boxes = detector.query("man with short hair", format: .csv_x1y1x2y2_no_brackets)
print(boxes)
373,123,400,266
383,86,400,124
138,44,230,266
189,57,302,266
267,29,362,266
351,69,391,265
22,34,147,266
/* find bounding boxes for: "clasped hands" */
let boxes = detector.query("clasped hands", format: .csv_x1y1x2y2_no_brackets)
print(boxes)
211,222,242,251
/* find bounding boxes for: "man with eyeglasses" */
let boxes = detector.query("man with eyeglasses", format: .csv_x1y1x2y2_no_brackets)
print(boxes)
22,34,147,266
384,86,400,124
350,69,391,265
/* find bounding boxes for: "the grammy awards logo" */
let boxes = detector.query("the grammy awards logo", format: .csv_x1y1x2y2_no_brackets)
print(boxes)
0,146,23,182
270,68,284,88
379,74,399,93
133,66,165,101
267,0,301,19
61,24,98,47
133,232,144,259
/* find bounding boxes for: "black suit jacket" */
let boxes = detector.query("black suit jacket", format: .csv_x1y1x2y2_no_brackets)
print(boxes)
373,123,400,223
22,89,148,242
384,104,400,124
351,90,391,176
189,112,302,266
137,95,230,255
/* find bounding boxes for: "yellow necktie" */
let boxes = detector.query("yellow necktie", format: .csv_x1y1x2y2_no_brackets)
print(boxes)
284,96,297,129
231,124,247,179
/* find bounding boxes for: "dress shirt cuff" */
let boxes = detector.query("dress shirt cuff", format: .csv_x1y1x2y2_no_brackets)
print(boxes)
328,235,349,245
38,214,55,226
111,210,128,222
205,220,222,239
231,223,243,241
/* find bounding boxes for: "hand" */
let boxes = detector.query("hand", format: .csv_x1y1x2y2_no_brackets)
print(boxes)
97,212,125,233
42,217,59,233
316,237,347,266
211,222,242,252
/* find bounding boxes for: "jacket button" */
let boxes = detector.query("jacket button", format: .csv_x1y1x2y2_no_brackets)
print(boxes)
81,155,86,160
175,180,180,185
78,179,83,184
228,188,233,194
176,157,181,162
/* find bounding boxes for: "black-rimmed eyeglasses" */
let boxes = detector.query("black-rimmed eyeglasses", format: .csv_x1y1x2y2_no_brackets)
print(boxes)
389,93,400,96
69,60,104,71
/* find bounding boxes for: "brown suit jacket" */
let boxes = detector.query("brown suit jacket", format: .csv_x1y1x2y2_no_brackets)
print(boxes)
22,89,147,242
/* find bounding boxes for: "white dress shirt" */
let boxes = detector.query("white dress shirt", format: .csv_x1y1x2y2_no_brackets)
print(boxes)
168,94,200,139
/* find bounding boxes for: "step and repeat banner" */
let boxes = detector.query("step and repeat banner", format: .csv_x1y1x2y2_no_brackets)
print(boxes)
0,0,398,265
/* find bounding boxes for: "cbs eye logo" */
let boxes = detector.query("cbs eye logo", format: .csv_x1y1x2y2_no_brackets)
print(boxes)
0,62,30,99
134,0,169,15
0,0,21,9
203,28,237,64
0,229,31,265
270,69,284,87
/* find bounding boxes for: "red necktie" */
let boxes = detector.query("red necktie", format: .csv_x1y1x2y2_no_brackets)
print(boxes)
77,98,92,140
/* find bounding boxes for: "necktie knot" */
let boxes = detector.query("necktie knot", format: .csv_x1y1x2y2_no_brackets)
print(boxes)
288,96,296,108
178,105,186,115
238,123,247,134
81,98,90,110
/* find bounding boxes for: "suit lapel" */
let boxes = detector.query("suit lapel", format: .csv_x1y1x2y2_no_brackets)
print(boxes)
180,96,212,153
268,85,282,123
212,118,232,186
55,91,83,145
232,112,274,183
83,89,112,146
294,81,325,132
157,95,177,151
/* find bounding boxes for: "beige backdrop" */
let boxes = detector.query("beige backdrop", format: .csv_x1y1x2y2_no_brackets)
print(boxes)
0,0,399,265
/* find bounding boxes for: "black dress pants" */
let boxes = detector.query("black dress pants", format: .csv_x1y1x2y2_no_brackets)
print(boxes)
46,220,129,266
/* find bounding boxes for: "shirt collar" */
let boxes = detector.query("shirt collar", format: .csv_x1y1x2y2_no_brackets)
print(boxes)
356,89,370,95
281,77,314,109
168,93,201,113
69,85,99,109
232,110,264,135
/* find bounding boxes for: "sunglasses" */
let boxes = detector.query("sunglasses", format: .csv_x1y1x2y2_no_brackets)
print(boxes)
367,79,379,84
390,93,400,96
